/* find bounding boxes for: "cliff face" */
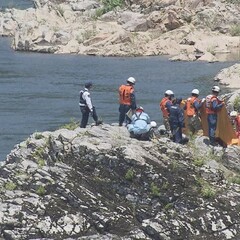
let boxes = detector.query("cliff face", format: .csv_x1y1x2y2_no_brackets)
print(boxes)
0,124,240,239
0,0,240,61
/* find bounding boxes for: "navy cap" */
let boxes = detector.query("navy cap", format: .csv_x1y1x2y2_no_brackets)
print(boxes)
85,82,93,89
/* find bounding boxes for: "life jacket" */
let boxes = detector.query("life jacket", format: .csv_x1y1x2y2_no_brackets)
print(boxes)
205,94,219,114
119,85,134,105
186,96,199,116
160,97,171,117
79,89,87,107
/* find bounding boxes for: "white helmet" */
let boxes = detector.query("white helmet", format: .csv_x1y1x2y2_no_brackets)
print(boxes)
150,121,157,128
230,111,238,117
127,77,136,84
212,86,220,93
192,89,199,95
165,90,174,96
136,106,144,111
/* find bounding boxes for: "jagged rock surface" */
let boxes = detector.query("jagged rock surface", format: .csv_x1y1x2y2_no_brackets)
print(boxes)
0,124,240,239
0,0,240,61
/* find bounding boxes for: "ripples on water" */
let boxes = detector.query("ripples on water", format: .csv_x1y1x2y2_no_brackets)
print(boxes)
0,37,239,160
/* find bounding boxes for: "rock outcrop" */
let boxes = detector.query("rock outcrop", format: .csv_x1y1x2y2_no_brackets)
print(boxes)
0,0,240,61
214,63,240,89
0,124,240,239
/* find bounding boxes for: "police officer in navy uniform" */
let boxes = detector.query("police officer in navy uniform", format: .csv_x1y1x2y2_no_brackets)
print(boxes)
169,98,186,144
79,82,101,128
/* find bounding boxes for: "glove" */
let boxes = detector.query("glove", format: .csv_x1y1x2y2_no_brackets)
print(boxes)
201,98,206,103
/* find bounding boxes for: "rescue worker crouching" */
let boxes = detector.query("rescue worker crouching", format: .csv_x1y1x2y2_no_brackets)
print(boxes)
127,106,156,141
160,90,174,134
169,98,188,144
205,86,224,146
79,82,102,128
118,77,137,126
184,89,204,135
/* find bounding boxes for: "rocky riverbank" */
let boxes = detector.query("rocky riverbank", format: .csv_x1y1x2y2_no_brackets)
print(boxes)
0,0,240,62
0,121,240,239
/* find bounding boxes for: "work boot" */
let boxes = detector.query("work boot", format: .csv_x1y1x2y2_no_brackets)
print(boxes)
96,120,103,126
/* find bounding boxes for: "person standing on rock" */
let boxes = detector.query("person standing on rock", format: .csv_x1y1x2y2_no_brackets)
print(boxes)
184,89,204,135
118,77,137,126
79,82,102,128
160,90,174,134
205,86,224,146
169,98,187,144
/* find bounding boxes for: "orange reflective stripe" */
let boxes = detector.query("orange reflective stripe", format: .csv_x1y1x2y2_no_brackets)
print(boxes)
160,97,170,117
119,85,133,105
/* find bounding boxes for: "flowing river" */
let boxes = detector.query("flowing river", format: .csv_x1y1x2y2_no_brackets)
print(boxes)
0,0,239,160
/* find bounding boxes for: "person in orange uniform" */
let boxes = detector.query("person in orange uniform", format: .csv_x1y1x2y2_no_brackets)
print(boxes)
205,86,224,146
160,90,174,133
118,77,137,126
184,89,204,135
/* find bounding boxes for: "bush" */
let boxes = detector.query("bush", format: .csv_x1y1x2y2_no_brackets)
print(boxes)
36,185,46,196
230,24,240,36
5,181,17,191
150,182,160,197
60,118,79,130
233,96,240,111
125,168,135,181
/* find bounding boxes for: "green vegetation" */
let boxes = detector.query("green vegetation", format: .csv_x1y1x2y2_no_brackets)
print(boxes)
94,0,124,18
193,157,205,167
5,181,17,191
230,24,240,36
150,182,161,197
125,168,135,181
32,147,46,167
233,96,240,111
164,202,174,211
36,185,46,196
60,118,79,130
226,0,240,4
229,176,240,185
162,181,169,190
196,177,216,199
34,133,44,140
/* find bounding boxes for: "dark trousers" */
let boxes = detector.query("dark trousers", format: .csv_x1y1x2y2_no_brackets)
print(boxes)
207,114,217,144
170,125,183,143
80,106,98,128
119,104,131,126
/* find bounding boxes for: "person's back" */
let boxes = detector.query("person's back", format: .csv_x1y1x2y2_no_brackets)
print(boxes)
127,106,152,140
169,102,184,127
169,98,185,143
130,111,151,134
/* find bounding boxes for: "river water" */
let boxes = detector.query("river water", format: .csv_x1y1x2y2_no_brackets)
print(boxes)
0,0,239,160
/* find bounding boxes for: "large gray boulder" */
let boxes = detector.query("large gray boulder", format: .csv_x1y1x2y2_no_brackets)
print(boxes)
0,124,240,239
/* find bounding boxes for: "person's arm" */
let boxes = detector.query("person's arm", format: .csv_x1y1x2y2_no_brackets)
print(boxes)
130,92,136,110
165,101,172,114
84,92,93,111
193,100,202,110
212,99,224,111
